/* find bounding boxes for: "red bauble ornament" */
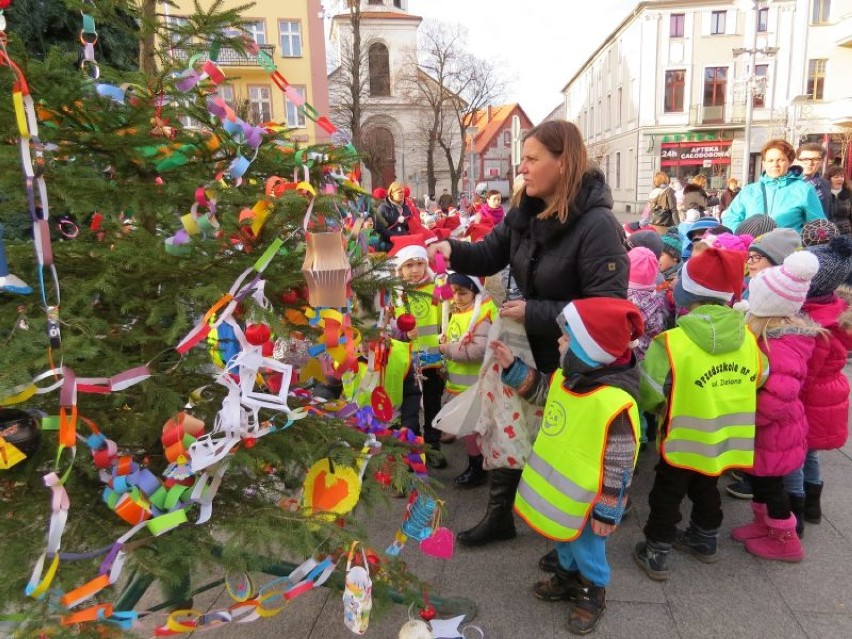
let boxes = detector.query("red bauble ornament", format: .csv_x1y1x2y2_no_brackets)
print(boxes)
245,323,271,345
396,313,416,333
261,341,274,357
244,437,256,449
266,372,283,393
281,289,300,305
419,606,436,622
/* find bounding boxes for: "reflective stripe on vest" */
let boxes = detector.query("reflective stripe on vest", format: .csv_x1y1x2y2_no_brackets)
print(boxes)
444,301,497,394
514,372,640,542
395,284,441,353
661,327,762,476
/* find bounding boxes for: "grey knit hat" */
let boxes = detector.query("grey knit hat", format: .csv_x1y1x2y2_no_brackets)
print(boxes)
749,228,801,265
735,214,777,238
627,230,664,258
807,235,852,297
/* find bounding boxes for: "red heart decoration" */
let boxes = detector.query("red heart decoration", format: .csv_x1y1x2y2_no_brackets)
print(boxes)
371,386,393,422
507,456,518,467
512,412,520,421
504,425,516,439
420,527,455,560
419,606,436,622
312,470,349,513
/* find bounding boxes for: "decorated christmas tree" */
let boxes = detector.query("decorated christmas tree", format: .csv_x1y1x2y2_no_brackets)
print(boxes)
0,1,454,636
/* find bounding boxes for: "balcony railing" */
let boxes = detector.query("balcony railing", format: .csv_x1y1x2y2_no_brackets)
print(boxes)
171,44,276,67
688,104,746,128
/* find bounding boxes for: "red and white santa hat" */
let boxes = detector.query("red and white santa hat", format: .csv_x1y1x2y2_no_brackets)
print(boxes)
561,298,645,365
674,246,747,309
388,233,429,267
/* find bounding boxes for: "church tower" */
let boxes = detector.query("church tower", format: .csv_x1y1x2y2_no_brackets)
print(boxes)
329,0,443,195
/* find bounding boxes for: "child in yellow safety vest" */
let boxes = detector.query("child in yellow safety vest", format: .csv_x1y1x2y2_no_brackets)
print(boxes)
388,233,447,468
634,247,769,582
437,272,498,488
491,297,644,635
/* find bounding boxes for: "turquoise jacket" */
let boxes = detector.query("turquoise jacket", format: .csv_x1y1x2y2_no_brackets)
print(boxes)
721,166,826,233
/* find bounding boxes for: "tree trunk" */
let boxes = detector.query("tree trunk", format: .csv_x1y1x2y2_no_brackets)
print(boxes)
349,6,362,151
138,0,158,75
426,130,437,196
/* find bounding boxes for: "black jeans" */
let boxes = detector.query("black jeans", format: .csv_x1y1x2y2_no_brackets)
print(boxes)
644,458,722,544
399,366,445,447
748,474,791,520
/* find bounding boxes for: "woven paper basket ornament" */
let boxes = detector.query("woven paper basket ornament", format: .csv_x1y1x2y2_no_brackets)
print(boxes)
301,231,351,308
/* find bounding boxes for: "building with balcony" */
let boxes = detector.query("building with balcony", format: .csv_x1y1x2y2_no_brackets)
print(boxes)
464,104,534,194
561,0,852,214
165,0,330,144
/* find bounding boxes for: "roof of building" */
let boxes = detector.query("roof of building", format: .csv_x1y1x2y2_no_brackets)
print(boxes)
331,10,422,23
466,103,533,154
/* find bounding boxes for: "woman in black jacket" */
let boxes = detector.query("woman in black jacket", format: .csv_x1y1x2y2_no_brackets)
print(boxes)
428,120,629,546
374,181,417,251
826,165,852,235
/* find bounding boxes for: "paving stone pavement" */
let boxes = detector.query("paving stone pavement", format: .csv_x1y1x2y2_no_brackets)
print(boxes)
132,365,852,639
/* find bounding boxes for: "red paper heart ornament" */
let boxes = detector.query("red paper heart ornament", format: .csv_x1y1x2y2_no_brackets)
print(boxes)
371,386,393,422
420,527,455,560
312,470,350,513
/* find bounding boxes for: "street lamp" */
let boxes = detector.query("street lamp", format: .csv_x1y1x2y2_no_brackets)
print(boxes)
734,1,780,184
465,125,478,196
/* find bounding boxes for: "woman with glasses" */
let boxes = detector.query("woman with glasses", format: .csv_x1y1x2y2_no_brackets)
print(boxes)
721,139,826,233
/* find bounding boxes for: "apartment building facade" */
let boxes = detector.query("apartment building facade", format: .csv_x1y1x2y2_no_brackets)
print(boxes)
562,0,852,213
166,0,331,144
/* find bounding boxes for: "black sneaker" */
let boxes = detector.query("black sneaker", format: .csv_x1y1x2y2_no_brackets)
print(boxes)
539,549,559,573
567,580,606,635
633,541,670,581
725,479,753,500
674,526,718,563
730,469,744,482
533,568,581,602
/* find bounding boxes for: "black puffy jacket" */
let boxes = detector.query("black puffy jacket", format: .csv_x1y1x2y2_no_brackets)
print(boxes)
448,169,629,373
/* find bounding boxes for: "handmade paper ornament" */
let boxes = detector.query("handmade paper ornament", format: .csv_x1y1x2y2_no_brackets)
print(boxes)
420,527,455,560
302,458,362,517
301,231,350,308
0,409,40,468
342,541,373,635
399,620,433,639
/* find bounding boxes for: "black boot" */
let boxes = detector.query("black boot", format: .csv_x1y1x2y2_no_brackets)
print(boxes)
533,564,581,602
454,454,486,489
539,549,559,573
567,576,606,635
789,493,806,538
457,468,522,546
804,482,823,524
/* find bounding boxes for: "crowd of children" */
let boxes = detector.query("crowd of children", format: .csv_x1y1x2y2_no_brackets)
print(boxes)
361,173,852,635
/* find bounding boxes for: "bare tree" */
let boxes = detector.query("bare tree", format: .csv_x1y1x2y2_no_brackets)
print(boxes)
586,141,610,169
327,1,369,150
831,126,852,168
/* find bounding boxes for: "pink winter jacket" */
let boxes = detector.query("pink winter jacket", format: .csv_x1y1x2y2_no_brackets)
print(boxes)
801,287,852,450
753,326,820,477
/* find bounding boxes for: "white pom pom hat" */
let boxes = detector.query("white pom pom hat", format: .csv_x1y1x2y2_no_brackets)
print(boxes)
747,250,820,318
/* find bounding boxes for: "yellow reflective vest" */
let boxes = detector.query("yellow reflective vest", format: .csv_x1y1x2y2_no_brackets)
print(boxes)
515,371,640,542
383,338,412,409
660,327,762,476
394,283,441,367
444,300,497,395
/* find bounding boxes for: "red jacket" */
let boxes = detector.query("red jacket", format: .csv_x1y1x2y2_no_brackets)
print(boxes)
801,287,852,450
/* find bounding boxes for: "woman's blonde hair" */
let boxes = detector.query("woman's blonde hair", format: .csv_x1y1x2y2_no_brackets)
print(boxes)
653,171,670,188
691,174,708,188
512,120,588,223
746,315,827,351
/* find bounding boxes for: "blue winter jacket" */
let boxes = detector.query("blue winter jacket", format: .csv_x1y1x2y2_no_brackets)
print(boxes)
721,166,826,233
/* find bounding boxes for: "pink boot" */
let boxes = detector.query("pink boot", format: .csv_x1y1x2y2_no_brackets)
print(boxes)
731,502,769,542
744,514,804,562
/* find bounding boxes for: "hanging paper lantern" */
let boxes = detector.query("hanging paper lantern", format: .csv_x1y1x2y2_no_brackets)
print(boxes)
301,231,350,308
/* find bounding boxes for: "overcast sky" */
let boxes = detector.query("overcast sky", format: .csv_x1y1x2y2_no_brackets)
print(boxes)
407,0,638,122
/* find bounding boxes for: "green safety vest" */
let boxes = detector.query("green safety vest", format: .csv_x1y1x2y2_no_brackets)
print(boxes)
384,338,412,409
394,283,441,362
515,372,640,542
444,300,497,394
660,327,762,476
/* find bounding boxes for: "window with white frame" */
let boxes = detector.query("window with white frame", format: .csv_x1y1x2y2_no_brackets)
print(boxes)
243,20,267,45
279,20,302,57
166,16,189,48
753,64,769,108
616,152,621,189
710,10,726,35
248,85,272,123
286,86,307,128
219,85,236,108
757,7,769,32
812,0,831,24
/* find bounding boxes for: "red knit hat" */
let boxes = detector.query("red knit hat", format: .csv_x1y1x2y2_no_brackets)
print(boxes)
372,187,387,200
675,247,747,306
561,298,645,364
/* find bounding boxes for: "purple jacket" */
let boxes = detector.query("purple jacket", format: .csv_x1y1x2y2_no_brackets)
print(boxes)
801,288,852,450
753,326,819,477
